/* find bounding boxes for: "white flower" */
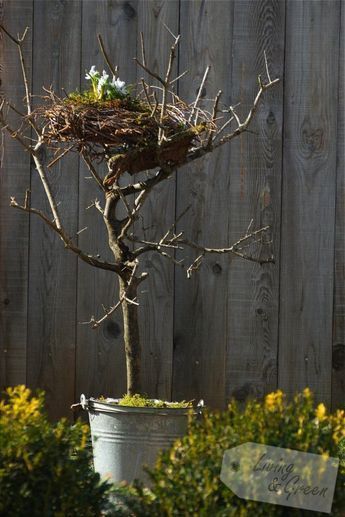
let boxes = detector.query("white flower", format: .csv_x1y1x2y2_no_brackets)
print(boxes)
97,72,110,95
111,76,127,94
85,65,99,80
84,66,128,100
98,76,109,88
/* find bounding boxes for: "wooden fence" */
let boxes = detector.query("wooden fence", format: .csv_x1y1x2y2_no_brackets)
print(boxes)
1,0,344,419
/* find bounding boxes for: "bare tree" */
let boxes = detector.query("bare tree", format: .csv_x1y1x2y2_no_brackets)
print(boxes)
0,25,279,396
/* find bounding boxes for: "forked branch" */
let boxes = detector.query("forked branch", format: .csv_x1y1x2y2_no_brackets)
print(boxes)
131,222,274,271
81,262,140,328
10,192,124,275
0,25,32,116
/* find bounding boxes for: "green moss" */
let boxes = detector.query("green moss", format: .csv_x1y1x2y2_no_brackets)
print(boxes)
65,89,147,112
118,393,193,409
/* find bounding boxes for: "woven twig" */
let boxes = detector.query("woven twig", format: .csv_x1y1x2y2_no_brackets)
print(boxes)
30,94,214,177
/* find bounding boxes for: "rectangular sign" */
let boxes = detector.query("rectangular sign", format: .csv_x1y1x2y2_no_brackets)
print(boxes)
220,442,339,513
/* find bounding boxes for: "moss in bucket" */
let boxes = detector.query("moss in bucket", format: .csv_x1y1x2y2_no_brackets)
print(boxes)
118,394,193,409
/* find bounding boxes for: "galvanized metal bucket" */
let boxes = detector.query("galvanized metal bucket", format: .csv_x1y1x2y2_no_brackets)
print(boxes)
80,395,203,484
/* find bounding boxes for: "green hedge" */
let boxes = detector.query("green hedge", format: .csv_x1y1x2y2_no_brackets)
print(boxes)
114,389,345,516
0,385,112,517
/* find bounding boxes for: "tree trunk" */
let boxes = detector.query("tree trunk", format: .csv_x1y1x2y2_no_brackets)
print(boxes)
119,276,141,394
103,192,142,394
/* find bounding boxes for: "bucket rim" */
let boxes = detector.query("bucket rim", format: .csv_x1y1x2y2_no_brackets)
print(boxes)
79,395,204,416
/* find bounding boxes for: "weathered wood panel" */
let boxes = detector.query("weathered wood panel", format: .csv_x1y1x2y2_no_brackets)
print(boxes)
76,0,138,401
0,0,32,388
1,0,344,417
136,0,179,400
224,0,284,404
26,0,81,418
332,1,344,409
278,0,340,404
173,0,235,408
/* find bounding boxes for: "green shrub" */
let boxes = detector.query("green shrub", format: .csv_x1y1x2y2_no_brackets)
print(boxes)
119,389,345,516
0,385,112,517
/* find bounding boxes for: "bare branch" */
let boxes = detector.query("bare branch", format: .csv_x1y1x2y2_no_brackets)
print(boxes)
10,194,123,274
156,249,185,268
17,26,29,43
189,65,211,123
115,187,138,241
245,218,254,236
139,32,147,68
206,89,222,147
170,69,189,85
81,152,107,192
178,225,274,265
120,166,173,197
186,253,204,279
4,101,26,118
130,204,191,257
159,33,180,143
5,99,40,137
215,115,234,139
227,77,279,137
97,33,118,78
131,217,273,266
83,262,139,328
163,23,178,40
116,180,166,242
186,75,280,164
76,227,88,235
17,34,32,115
151,91,159,118
135,31,182,143
264,50,271,83
31,143,62,228
86,199,104,215
134,57,165,86
0,24,21,45
24,188,30,209
140,78,152,109
47,145,74,168
0,113,32,152
0,25,32,116
229,105,241,127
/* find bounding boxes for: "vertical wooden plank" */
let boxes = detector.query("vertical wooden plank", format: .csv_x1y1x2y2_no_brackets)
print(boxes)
76,0,138,400
0,0,33,388
1,0,342,414
27,0,81,419
136,0,179,400
224,0,284,403
173,0,235,408
279,0,340,404
332,2,344,409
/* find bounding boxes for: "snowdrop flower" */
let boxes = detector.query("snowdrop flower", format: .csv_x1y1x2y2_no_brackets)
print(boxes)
85,66,102,98
111,76,127,94
85,65,99,80
96,70,110,98
83,66,128,100
98,74,109,89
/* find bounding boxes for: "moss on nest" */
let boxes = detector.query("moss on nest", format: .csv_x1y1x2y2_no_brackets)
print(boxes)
66,90,143,112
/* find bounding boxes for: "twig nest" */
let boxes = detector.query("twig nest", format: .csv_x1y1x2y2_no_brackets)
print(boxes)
35,98,179,147
32,96,211,178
